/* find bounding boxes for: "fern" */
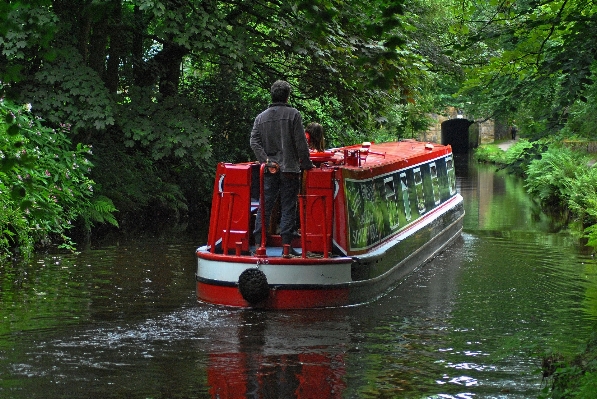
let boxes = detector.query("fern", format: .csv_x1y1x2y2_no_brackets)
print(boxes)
568,167,597,225
153,181,188,219
525,146,588,209
502,139,544,176
80,195,119,231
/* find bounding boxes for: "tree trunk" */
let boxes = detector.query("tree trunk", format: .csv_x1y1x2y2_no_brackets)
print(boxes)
132,5,149,87
105,0,122,93
156,43,187,97
88,17,108,78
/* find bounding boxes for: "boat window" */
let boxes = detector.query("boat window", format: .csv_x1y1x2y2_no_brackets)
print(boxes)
446,155,456,195
400,172,411,221
384,176,399,229
429,162,441,205
384,177,395,200
413,167,426,214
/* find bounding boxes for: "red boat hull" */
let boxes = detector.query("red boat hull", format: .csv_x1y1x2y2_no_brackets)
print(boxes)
197,281,350,309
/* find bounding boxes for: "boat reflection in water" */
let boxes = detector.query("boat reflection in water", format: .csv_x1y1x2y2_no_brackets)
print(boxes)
196,140,465,310
206,310,348,398
203,236,466,399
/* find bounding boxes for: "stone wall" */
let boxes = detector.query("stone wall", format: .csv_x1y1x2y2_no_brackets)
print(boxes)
418,113,448,144
563,140,597,153
477,120,495,144
417,108,507,145
493,119,510,141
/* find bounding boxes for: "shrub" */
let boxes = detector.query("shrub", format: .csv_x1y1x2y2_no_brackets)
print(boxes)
566,165,597,248
474,144,507,164
525,146,588,209
502,139,547,176
473,139,549,175
0,98,116,259
541,329,597,399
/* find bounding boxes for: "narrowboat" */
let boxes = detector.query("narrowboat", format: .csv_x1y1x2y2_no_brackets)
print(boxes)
196,140,464,309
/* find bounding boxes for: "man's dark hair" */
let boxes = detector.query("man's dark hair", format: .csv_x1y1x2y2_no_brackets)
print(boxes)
270,80,291,103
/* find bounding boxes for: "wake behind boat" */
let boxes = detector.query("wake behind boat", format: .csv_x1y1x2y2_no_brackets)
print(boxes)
196,140,464,309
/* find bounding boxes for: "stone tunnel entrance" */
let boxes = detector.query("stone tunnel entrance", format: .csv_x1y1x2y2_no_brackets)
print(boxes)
441,119,475,154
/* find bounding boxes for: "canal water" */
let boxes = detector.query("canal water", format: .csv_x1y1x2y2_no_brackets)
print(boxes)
2,156,597,398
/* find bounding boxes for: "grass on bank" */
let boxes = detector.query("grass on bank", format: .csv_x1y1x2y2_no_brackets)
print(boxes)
475,138,597,399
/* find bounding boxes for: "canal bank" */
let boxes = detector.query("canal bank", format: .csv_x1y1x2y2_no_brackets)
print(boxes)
476,138,597,399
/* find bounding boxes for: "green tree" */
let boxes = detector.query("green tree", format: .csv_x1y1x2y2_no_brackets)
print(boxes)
453,0,597,137
1,0,464,247
0,98,117,258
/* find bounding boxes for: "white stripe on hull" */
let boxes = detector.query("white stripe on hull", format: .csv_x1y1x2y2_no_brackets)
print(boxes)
197,257,353,285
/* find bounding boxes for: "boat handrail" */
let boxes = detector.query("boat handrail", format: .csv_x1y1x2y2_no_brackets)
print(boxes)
255,163,268,257
299,194,330,258
222,191,237,256
209,189,239,254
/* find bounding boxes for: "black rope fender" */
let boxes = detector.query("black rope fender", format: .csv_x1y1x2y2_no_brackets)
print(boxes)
238,268,269,304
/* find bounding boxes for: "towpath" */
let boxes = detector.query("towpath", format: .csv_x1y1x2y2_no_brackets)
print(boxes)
497,138,517,151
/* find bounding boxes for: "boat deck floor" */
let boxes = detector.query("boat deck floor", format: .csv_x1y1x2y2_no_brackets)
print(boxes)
251,245,301,257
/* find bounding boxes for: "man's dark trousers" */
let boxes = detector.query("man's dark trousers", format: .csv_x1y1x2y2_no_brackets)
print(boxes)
254,171,300,245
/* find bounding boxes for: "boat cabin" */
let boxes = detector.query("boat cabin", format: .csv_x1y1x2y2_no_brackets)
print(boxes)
205,140,457,258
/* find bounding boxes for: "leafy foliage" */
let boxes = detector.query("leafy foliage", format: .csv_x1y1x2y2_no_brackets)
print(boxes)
474,143,508,164
89,134,188,223
454,0,597,137
540,330,597,399
473,139,544,172
1,0,459,232
496,141,597,253
525,145,587,209
15,47,115,131
0,0,545,249
501,139,548,177
81,195,118,232
182,70,259,164
0,1,57,82
0,98,116,259
567,165,597,248
117,88,210,162
556,63,597,141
